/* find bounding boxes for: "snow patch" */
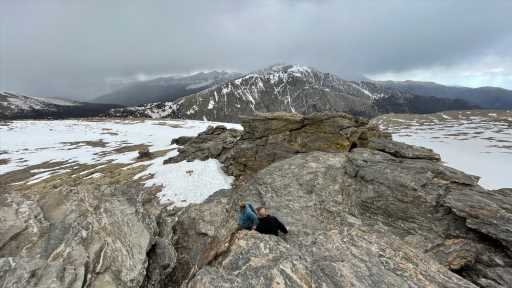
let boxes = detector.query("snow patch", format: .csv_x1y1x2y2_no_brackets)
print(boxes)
1,119,242,206
135,156,233,207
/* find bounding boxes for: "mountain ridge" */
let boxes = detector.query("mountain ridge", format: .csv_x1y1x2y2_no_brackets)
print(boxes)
106,64,477,121
0,92,121,119
93,71,243,106
378,80,512,109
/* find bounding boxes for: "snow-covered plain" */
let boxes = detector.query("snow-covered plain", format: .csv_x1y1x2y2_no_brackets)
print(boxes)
374,110,512,189
0,119,241,206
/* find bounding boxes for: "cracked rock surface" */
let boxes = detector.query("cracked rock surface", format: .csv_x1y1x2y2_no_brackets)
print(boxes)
1,112,511,288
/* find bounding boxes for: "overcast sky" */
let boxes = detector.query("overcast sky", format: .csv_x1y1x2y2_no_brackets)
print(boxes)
1,0,512,100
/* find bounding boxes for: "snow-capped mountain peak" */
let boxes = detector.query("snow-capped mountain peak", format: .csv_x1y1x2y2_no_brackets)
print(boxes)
106,64,477,122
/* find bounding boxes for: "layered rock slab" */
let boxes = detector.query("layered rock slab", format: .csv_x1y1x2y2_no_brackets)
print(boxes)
166,112,391,178
182,150,512,287
0,179,164,288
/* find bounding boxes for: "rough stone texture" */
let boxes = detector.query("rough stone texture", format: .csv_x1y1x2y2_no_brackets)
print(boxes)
166,112,391,178
188,230,476,288
2,112,511,288
0,180,164,288
163,125,242,164
444,188,512,250
368,137,441,161
182,150,512,288
167,189,239,286
138,147,153,159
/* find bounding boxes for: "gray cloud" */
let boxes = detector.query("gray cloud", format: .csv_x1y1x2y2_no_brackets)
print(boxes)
1,0,512,100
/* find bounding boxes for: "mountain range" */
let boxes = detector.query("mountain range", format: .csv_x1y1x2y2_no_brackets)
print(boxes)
7,64,512,121
107,64,477,122
0,92,120,120
378,80,512,109
93,71,242,106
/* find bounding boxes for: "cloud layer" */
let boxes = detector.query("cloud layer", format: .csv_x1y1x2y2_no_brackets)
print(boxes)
1,0,511,99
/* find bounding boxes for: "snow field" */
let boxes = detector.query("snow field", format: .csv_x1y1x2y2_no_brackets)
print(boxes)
0,119,242,206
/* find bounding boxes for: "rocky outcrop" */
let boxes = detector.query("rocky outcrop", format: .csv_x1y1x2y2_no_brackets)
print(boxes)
1,112,511,288
444,188,512,250
163,125,242,164
368,137,441,161
0,178,164,288
188,230,477,288
162,112,512,288
166,112,391,178
178,150,512,288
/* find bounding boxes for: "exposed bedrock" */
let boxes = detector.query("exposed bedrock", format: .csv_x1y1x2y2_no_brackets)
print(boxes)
163,112,512,287
1,112,511,288
0,180,165,288
165,112,392,179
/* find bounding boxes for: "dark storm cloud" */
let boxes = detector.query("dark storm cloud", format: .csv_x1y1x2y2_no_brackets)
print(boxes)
1,0,512,99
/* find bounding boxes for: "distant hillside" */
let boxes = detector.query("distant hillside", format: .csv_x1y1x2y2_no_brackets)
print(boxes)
106,64,476,122
0,92,121,120
378,80,512,109
93,71,242,106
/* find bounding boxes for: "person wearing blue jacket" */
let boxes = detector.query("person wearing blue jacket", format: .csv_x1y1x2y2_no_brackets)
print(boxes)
238,202,259,230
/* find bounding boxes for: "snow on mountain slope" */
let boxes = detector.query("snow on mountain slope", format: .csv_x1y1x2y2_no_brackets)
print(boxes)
0,92,120,119
0,119,241,206
1,92,78,111
106,64,477,122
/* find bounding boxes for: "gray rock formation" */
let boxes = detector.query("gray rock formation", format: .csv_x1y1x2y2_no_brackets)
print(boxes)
1,112,511,288
178,150,511,288
163,112,512,288
0,179,164,288
166,112,390,178
368,137,441,161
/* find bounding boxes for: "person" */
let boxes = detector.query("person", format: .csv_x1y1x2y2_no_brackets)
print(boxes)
238,202,259,230
255,207,288,236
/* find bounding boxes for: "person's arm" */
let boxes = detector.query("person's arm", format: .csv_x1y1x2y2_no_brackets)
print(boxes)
275,217,288,234
244,204,258,230
251,214,258,230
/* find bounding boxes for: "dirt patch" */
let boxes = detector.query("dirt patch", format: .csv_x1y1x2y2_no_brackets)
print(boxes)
0,158,10,165
154,121,184,128
112,144,150,154
61,139,108,148
100,128,119,136
0,160,71,187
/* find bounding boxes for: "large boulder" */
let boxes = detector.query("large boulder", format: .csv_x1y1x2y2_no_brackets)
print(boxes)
368,137,441,161
188,230,477,288
165,112,391,178
444,188,512,250
182,150,512,287
164,125,242,164
168,189,239,286
0,179,163,288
